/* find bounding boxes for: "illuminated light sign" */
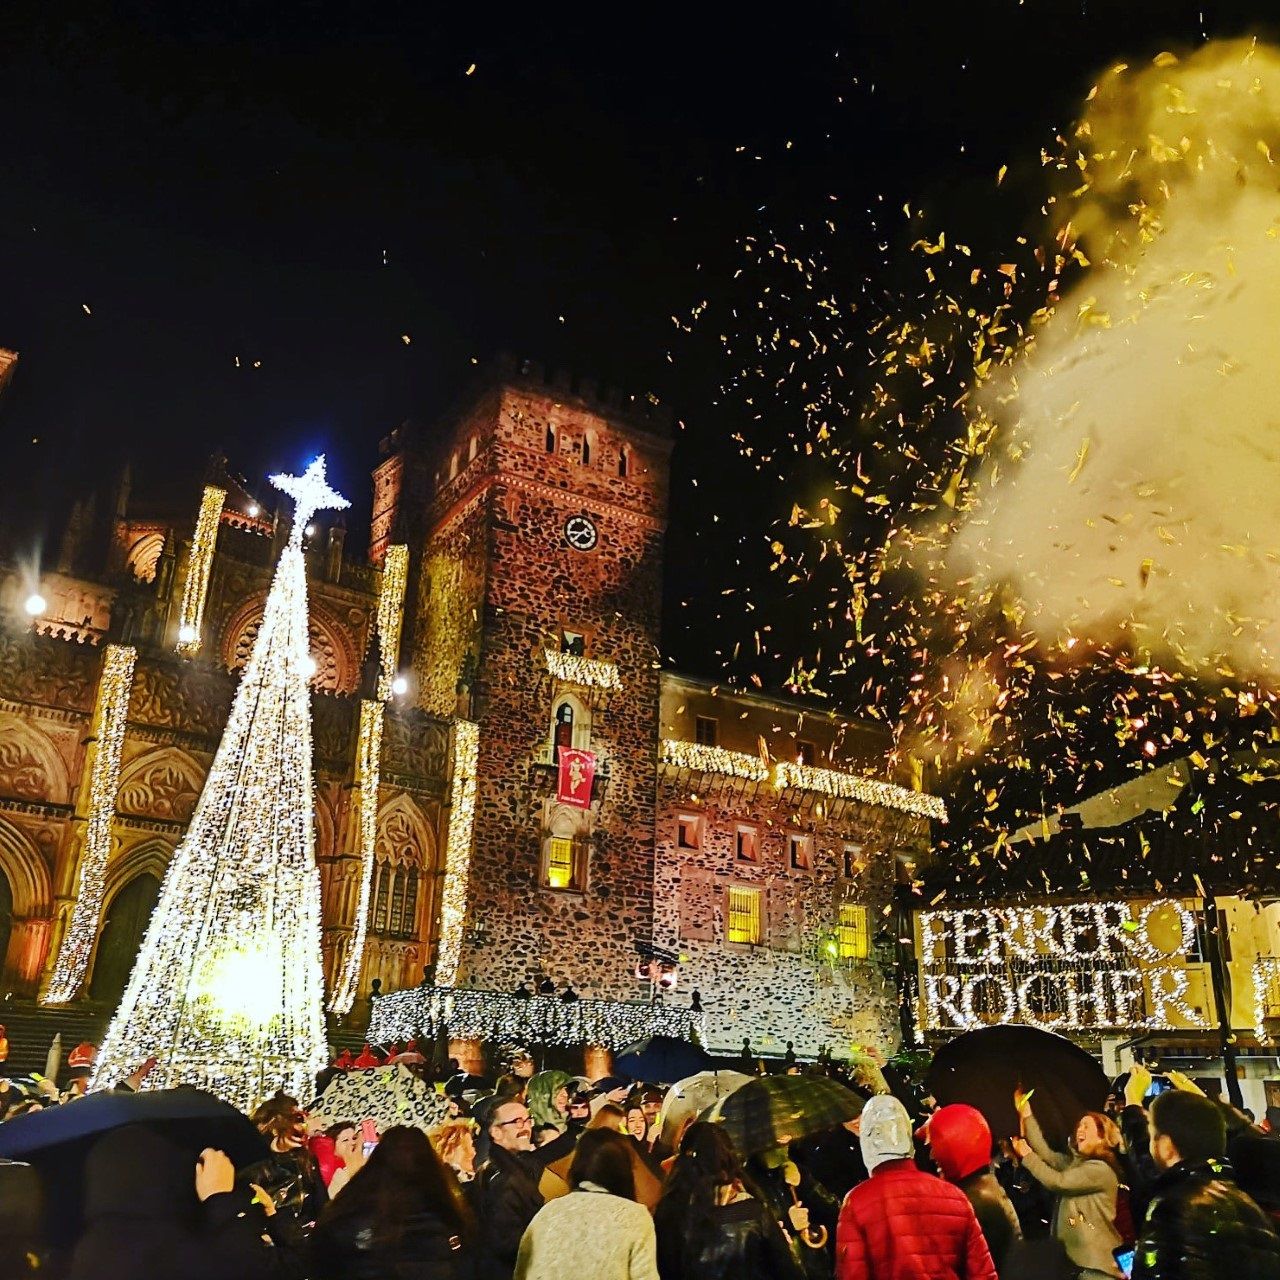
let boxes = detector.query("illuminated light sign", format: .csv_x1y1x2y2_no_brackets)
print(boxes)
916,900,1212,1032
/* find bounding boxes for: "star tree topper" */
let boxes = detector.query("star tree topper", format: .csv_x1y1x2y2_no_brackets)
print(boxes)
270,455,350,546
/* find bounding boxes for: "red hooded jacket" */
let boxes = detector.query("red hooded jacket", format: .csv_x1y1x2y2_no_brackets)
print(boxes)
837,1158,998,1280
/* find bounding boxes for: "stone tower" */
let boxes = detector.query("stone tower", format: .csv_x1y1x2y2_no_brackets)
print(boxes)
375,359,672,999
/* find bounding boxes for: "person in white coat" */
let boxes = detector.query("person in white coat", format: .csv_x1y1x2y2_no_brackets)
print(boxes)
515,1128,659,1280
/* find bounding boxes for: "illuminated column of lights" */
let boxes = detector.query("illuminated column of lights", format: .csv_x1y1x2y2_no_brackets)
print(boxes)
328,698,384,1015
327,544,407,1012
375,544,408,700
175,485,226,655
434,719,479,988
43,644,138,1003
91,458,347,1110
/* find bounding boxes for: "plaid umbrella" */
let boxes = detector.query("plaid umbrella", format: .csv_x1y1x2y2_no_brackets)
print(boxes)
702,1074,865,1157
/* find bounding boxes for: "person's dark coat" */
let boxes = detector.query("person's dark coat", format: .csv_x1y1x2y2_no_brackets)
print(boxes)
752,1157,840,1280
793,1126,868,1204
309,1204,473,1279
239,1144,328,1247
473,1145,544,1280
1120,1104,1163,1225
955,1169,1021,1275
1133,1156,1280,1280
67,1125,287,1280
1225,1124,1280,1224
654,1191,803,1280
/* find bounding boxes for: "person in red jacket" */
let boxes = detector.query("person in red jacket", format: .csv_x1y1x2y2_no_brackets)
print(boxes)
837,1096,997,1280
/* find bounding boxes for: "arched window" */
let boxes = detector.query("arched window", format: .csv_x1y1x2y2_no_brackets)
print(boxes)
468,435,479,462
545,424,557,453
582,429,597,467
370,864,420,940
448,451,459,481
618,446,630,478
554,701,575,759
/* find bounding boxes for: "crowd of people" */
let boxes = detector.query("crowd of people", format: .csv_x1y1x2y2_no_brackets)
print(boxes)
2,1041,1280,1279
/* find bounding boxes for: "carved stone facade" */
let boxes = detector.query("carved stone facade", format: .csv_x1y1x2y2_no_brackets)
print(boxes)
0,360,938,1061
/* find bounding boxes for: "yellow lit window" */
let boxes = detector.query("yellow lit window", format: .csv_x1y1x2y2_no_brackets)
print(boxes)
838,903,871,960
727,886,762,945
547,837,575,890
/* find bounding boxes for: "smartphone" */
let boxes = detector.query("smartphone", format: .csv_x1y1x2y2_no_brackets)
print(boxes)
360,1118,378,1157
1113,1245,1136,1279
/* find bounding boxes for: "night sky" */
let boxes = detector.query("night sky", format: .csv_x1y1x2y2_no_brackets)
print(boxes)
2,0,1274,684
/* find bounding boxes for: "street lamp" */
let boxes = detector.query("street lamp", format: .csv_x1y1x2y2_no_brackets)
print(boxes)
23,592,46,617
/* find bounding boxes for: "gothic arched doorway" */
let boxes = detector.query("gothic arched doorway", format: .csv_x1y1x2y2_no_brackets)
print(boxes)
0,866,12,984
89,873,160,1006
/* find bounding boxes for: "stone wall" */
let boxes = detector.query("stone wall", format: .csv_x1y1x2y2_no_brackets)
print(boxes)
653,770,927,1059
411,379,671,999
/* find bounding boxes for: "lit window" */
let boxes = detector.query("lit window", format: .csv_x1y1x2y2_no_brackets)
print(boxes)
727,886,762,945
837,904,871,960
796,740,817,766
788,833,813,872
677,815,702,850
695,715,719,746
735,825,758,862
546,837,577,890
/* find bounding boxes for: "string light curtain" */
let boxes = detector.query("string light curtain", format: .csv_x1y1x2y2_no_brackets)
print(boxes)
175,486,226,655
43,643,137,1003
327,698,384,1015
433,719,479,987
328,543,406,1014
91,458,347,1109
369,984,706,1050
375,544,408,700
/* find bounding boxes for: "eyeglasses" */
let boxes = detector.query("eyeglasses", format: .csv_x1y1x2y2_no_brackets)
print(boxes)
496,1115,532,1129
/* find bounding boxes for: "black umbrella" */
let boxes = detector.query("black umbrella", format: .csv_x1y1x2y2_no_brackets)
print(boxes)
0,1086,267,1246
926,1024,1108,1148
615,1035,710,1084
702,1074,865,1157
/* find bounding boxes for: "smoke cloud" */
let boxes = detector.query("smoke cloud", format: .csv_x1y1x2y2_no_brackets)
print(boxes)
946,40,1280,682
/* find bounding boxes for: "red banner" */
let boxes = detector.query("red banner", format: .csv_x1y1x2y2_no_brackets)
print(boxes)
557,748,596,808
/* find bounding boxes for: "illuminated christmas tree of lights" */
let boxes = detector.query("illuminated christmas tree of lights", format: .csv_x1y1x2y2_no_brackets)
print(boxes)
91,457,349,1109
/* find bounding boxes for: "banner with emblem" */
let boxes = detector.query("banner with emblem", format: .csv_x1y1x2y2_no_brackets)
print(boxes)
557,747,596,809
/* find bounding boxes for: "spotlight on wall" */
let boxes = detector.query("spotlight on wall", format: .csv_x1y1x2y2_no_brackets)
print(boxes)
304,524,316,537
247,503,260,517
177,623,198,644
391,674,408,697
23,592,47,618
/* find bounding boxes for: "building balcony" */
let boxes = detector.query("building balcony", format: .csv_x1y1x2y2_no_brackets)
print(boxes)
528,742,612,802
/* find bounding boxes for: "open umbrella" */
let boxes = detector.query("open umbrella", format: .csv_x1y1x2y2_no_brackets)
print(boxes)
615,1035,710,1084
925,1024,1108,1147
657,1069,752,1150
309,1062,451,1134
702,1074,864,1157
0,1086,266,1246
0,1086,265,1166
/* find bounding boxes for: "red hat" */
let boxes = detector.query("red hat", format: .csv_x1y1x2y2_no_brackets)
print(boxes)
67,1042,97,1073
333,1049,353,1069
921,1104,993,1182
352,1044,381,1069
